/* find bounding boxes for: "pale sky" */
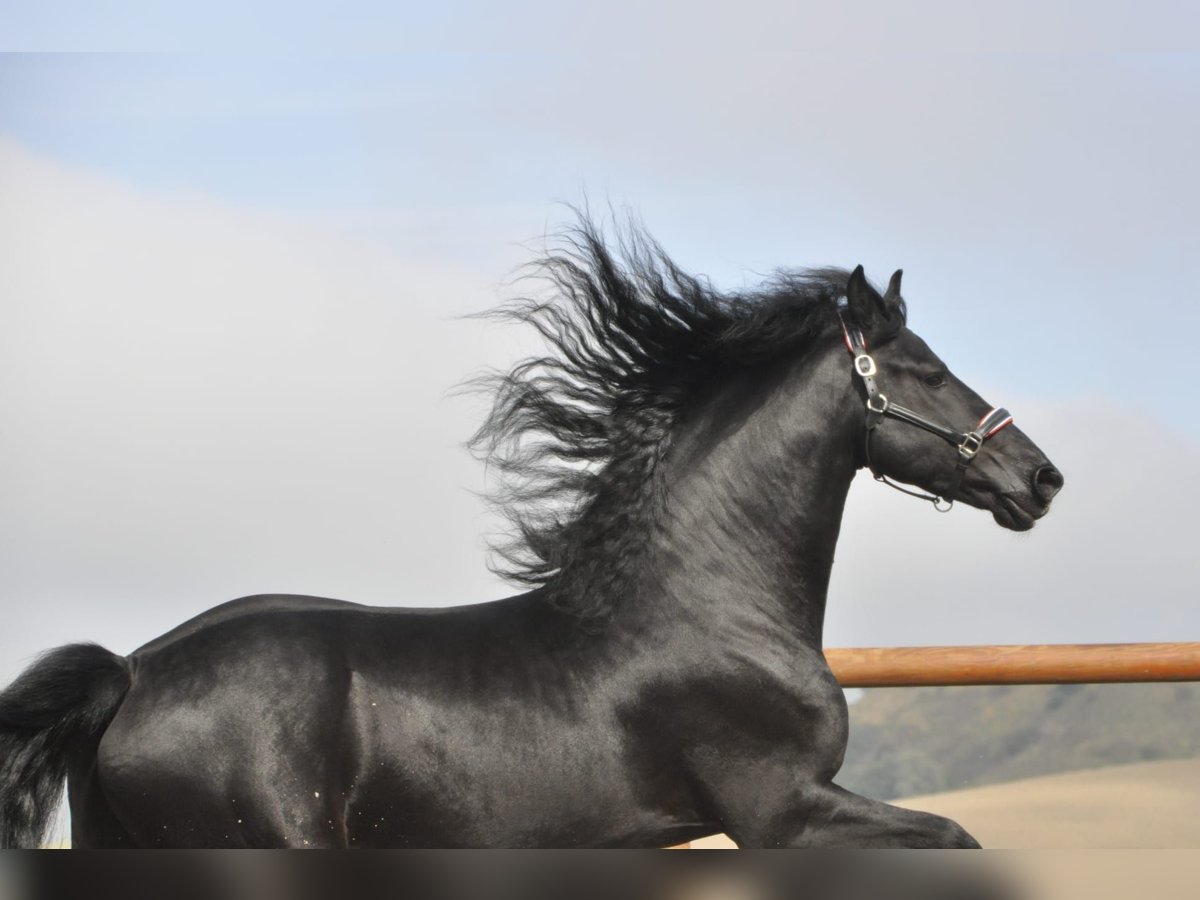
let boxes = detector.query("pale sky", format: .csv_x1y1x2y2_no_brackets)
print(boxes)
2,31,1199,684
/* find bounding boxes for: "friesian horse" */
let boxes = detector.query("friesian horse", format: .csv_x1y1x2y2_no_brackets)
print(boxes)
0,221,1062,848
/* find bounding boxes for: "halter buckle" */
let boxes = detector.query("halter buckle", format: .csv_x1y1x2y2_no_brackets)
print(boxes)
958,432,983,459
853,354,877,378
867,393,889,414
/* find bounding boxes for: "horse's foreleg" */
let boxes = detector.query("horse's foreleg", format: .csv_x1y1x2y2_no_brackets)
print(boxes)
725,781,979,848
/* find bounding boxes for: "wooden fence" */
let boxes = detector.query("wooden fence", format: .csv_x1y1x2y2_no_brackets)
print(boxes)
823,641,1200,687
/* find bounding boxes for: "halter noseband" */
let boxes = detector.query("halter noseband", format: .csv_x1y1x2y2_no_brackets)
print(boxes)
837,305,1013,512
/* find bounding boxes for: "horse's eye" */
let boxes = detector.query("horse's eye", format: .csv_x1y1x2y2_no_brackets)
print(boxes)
923,371,947,388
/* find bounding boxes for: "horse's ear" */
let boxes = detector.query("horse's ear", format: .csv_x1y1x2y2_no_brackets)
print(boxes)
884,269,903,305
845,264,889,329
882,268,906,322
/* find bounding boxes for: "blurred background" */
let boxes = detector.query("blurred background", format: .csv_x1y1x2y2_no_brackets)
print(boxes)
2,4,1199,848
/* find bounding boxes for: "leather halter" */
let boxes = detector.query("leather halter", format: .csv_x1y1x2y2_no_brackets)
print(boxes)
837,306,1013,512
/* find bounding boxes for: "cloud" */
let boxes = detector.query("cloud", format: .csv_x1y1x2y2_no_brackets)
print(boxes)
0,140,515,681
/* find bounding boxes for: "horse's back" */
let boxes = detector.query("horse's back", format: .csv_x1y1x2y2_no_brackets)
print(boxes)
130,593,366,657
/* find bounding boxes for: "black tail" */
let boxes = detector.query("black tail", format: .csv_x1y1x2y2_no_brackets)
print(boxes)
0,643,130,848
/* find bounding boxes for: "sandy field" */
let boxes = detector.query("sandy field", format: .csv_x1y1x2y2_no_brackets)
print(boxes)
897,757,1200,849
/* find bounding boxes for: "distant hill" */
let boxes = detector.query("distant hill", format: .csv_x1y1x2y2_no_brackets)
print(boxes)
837,682,1200,800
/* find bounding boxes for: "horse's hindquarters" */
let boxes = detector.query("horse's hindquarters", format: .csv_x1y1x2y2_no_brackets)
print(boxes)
94,622,355,848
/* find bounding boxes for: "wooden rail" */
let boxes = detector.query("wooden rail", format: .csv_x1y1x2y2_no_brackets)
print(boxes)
824,642,1200,687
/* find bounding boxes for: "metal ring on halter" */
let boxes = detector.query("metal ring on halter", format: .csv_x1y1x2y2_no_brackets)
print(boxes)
854,354,877,377
958,432,983,459
933,496,954,512
866,393,889,414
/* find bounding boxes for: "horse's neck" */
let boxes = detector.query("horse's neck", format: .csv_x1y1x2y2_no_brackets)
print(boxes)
646,345,860,645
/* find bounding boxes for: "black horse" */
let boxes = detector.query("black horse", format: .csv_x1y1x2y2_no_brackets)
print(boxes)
0,222,1062,848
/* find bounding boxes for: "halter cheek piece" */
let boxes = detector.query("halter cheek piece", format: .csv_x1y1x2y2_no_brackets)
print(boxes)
837,306,1013,512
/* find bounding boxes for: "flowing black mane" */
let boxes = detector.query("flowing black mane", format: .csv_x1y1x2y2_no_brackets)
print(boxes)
471,217,855,619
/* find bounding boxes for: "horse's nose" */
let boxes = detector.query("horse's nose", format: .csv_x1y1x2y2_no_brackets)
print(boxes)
1032,465,1064,504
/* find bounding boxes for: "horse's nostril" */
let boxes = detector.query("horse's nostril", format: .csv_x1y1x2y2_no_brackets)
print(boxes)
1033,465,1064,503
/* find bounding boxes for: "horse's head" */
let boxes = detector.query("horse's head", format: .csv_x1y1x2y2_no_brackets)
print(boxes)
840,266,1062,530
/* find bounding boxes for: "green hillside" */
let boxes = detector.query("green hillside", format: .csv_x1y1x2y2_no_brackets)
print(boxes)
837,682,1200,800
